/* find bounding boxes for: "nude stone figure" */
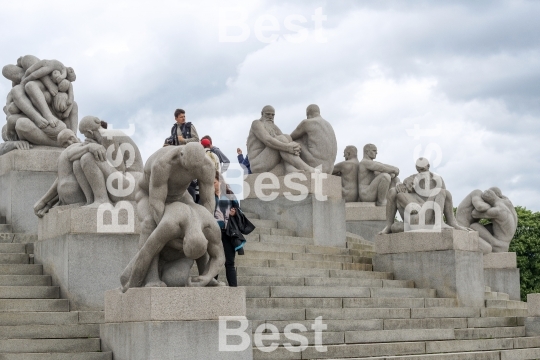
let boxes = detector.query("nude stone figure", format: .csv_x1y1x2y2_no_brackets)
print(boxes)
76,116,143,208
457,188,517,254
379,158,468,234
0,125,32,155
358,144,400,206
247,105,319,175
332,145,360,202
120,194,225,292
33,129,107,217
290,104,338,174
133,142,217,288
2,56,78,147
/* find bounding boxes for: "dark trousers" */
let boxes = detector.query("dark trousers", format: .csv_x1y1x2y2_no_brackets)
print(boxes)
221,231,237,287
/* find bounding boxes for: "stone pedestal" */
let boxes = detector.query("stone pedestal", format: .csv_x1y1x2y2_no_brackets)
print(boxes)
345,202,386,241
101,287,252,360
373,229,485,307
34,205,140,310
525,294,540,336
483,252,521,301
241,172,346,247
0,146,62,233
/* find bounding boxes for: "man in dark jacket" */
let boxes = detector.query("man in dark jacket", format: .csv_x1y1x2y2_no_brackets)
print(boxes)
164,109,199,146
201,135,230,172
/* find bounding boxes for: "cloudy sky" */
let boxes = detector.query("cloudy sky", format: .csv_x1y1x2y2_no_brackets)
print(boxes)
1,0,539,210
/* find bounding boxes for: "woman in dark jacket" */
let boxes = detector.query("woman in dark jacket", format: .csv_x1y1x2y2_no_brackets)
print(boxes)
214,172,239,287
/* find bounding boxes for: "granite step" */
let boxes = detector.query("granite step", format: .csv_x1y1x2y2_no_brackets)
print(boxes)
253,337,540,359
344,328,456,344
243,250,370,264
485,299,528,309
0,275,52,286
454,326,526,340
0,299,69,312
0,312,78,326
0,244,26,253
0,324,100,339
0,233,38,244
234,266,392,279
0,264,43,275
0,338,101,353
385,317,523,330
0,286,59,299
303,307,481,320
235,258,372,271
251,227,296,236
237,276,412,288
245,286,436,299
0,253,29,264
251,319,384,333
247,234,314,246
0,353,112,360
244,242,352,256
481,308,528,317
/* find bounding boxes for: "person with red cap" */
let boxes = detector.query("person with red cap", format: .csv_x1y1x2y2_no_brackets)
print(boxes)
201,135,230,172
201,138,220,172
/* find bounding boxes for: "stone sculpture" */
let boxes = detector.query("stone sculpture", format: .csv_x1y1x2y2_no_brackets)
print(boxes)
34,116,143,216
456,187,517,254
290,104,337,174
121,142,222,291
2,55,78,147
120,193,224,291
332,145,360,202
358,144,400,206
0,124,32,155
378,157,468,234
247,104,336,175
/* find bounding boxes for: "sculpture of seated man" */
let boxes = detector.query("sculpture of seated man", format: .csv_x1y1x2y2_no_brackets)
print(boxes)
76,116,143,207
133,142,216,288
358,144,400,206
289,104,337,174
379,157,468,234
247,105,319,175
456,188,517,254
0,125,32,156
120,193,225,292
33,129,108,217
332,145,360,202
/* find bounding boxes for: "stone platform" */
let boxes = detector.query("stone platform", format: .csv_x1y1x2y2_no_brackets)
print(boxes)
101,287,252,360
345,202,386,241
34,205,140,310
373,229,485,307
241,172,346,247
484,252,521,301
0,146,62,233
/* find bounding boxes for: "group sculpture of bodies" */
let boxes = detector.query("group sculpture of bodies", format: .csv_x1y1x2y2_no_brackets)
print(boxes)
0,56,519,291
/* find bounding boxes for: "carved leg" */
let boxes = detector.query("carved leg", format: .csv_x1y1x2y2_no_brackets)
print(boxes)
72,160,94,205
80,153,111,207
14,118,58,146
378,188,398,234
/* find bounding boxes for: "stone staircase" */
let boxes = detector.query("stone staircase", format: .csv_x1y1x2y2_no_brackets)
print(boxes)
237,212,540,360
0,222,111,359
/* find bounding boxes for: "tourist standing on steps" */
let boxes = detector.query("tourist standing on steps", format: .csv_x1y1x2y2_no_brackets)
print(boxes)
214,172,239,287
164,108,200,201
201,135,230,172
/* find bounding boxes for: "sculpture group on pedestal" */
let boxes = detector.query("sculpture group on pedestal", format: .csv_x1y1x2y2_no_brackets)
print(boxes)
2,55,78,149
247,104,337,175
333,143,400,204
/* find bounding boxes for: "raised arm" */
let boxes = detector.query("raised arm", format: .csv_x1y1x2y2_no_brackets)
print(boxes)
332,161,345,176
472,207,501,220
472,195,492,212
362,159,399,175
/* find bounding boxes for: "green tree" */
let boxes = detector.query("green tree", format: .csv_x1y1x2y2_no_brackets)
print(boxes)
508,206,540,301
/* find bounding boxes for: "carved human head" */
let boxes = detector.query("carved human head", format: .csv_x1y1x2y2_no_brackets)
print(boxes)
58,79,70,93
344,145,357,160
306,104,320,119
79,116,103,142
177,142,206,169
363,144,377,160
261,105,275,122
51,70,66,84
481,189,498,205
415,157,430,173
57,129,80,148
66,67,76,82
488,187,504,198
